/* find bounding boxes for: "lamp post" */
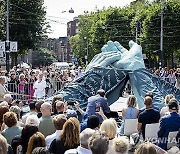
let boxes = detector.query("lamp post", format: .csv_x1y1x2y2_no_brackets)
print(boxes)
6,0,10,72
160,0,164,67
84,37,88,66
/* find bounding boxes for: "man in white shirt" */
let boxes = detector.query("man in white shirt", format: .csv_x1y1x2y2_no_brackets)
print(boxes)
22,101,37,124
45,114,67,149
33,73,46,99
65,128,95,154
0,76,9,102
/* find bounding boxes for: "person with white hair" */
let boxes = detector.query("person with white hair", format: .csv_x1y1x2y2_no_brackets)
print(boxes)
33,73,46,99
65,128,95,154
111,137,130,154
0,76,9,102
38,102,55,137
3,94,12,106
26,115,40,127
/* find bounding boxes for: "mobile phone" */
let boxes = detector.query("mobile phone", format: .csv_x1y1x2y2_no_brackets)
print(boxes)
95,102,100,112
67,100,76,106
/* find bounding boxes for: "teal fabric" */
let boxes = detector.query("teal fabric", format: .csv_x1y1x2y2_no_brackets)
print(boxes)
46,40,180,110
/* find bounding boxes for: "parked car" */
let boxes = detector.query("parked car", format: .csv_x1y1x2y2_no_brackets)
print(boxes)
51,62,69,70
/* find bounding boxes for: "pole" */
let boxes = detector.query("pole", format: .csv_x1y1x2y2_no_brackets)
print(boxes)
135,21,138,43
6,0,10,72
86,39,88,65
160,0,164,67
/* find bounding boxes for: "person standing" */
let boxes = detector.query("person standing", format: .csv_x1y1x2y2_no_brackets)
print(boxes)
33,73,46,99
86,89,110,122
175,68,180,89
39,102,56,137
0,76,9,102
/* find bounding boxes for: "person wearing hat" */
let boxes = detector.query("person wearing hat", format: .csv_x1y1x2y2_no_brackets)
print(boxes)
158,98,180,150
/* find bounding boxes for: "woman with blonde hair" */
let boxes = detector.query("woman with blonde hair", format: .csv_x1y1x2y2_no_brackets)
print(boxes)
119,95,139,134
49,117,80,154
112,136,130,154
26,132,46,154
160,94,174,117
100,118,118,140
100,118,118,154
134,142,158,154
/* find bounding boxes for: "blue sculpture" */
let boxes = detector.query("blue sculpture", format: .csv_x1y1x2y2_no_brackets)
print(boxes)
86,40,145,71
47,41,180,110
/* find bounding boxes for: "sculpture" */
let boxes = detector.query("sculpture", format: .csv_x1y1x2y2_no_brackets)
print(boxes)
47,40,180,110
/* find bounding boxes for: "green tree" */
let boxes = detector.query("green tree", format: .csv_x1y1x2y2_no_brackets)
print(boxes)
70,7,136,65
70,0,180,67
130,0,180,67
0,0,47,66
32,48,56,67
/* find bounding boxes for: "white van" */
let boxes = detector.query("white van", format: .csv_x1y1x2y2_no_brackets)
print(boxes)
51,62,69,70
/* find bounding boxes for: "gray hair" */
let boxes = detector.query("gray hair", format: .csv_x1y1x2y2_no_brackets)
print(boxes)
80,128,95,148
3,94,12,103
26,115,40,126
0,76,5,80
112,136,129,154
10,106,21,120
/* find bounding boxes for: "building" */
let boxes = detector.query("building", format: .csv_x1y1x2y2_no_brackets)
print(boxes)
67,17,78,62
41,37,68,62
17,17,79,65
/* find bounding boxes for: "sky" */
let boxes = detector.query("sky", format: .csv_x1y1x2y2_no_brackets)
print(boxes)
44,0,135,38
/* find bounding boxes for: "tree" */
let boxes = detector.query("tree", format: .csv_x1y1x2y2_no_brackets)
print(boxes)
0,0,47,66
32,48,56,67
70,7,135,65
70,0,180,67
131,0,180,67
0,1,5,39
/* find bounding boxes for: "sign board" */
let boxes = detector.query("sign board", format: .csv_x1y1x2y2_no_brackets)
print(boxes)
10,41,18,52
71,57,77,62
0,41,5,57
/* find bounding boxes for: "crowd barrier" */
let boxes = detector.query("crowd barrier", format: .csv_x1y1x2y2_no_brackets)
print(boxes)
7,80,69,102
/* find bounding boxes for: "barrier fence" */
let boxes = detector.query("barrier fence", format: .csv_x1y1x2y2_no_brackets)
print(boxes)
7,80,68,102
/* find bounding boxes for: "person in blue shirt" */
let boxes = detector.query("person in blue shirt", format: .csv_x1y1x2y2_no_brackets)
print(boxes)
86,89,110,123
158,99,180,150
119,95,139,134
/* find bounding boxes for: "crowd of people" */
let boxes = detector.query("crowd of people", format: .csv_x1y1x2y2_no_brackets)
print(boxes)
0,65,85,102
0,64,180,154
0,85,180,154
150,67,180,89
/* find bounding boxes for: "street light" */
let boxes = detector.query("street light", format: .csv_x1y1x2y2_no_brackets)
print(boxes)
61,8,74,14
6,0,10,72
160,0,164,67
84,37,88,66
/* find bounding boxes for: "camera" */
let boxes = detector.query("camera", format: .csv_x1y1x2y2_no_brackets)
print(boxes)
95,102,101,112
67,100,76,106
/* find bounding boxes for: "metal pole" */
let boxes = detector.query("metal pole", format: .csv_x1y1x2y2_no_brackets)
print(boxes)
135,21,138,43
160,0,164,67
86,39,88,65
6,0,10,72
